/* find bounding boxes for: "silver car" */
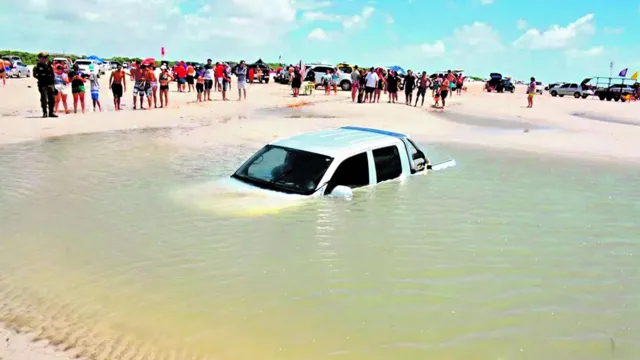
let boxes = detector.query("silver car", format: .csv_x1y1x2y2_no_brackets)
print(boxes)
8,60,31,78
549,83,594,99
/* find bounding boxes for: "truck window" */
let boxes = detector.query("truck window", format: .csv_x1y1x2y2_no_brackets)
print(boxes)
373,146,402,183
560,84,570,88
326,152,369,193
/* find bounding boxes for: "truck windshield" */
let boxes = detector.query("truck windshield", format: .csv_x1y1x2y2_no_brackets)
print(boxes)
232,145,334,195
75,60,92,65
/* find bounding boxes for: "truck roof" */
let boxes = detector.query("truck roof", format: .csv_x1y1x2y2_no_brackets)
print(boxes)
271,126,407,157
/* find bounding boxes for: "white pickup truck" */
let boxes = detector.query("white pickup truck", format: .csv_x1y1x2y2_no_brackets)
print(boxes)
73,59,101,78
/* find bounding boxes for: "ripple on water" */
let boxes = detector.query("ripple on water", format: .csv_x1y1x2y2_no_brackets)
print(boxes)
0,132,639,359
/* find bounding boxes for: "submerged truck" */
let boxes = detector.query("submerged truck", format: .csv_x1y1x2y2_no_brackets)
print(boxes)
583,77,639,102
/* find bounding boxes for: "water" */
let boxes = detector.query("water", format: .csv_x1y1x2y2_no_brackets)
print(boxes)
1,130,639,360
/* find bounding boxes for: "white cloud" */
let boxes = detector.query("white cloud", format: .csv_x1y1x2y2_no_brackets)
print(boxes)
302,11,342,22
0,0,331,60
449,22,504,53
512,13,596,50
342,6,374,29
308,28,330,41
386,14,394,24
418,41,446,57
481,0,495,4
564,46,604,58
516,19,527,30
603,26,624,35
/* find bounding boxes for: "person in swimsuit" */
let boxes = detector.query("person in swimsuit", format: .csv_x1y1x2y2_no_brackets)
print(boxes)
0,60,6,87
132,65,147,110
186,63,195,92
148,65,159,108
196,68,205,102
158,66,173,108
53,65,70,114
203,59,214,101
331,67,340,95
527,77,536,108
456,74,464,95
440,74,450,109
109,64,126,111
350,65,360,102
70,71,86,114
374,69,384,103
386,71,398,103
415,72,431,107
143,65,154,110
89,72,102,112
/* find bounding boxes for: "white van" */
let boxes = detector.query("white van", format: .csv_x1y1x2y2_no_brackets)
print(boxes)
74,59,100,77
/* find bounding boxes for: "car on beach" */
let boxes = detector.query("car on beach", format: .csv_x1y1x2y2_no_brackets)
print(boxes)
7,60,30,78
549,83,593,99
74,59,101,78
228,126,456,200
304,64,353,91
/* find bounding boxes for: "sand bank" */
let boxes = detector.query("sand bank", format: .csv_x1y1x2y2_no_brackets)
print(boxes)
1,75,640,359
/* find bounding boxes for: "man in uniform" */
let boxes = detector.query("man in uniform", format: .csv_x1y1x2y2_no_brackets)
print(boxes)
33,52,57,118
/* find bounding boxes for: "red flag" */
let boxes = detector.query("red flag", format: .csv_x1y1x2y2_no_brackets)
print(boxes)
161,47,165,57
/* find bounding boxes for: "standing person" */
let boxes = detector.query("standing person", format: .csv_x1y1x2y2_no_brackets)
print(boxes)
109,64,126,110
256,67,263,84
195,68,205,102
226,63,233,91
142,65,154,109
374,69,385,103
456,74,464,95
404,70,416,105
446,70,456,97
439,74,450,109
527,77,536,108
214,62,223,92
350,65,360,102
158,66,173,108
149,65,159,108
331,67,340,95
236,60,248,100
203,59,214,101
131,64,144,110
364,67,378,103
89,71,102,112
291,66,302,97
175,62,186,92
70,71,86,114
33,52,57,118
186,63,195,92
53,65,70,114
0,60,7,87
321,70,332,95
248,66,255,85
221,64,231,101
414,72,431,107
386,71,398,103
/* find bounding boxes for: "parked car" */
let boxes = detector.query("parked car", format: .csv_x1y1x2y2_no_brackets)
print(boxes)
8,60,30,78
52,57,73,72
594,83,637,102
485,73,514,93
2,55,22,65
74,59,101,77
502,79,515,93
549,83,594,99
227,126,456,204
304,64,352,91
534,81,544,94
544,82,565,91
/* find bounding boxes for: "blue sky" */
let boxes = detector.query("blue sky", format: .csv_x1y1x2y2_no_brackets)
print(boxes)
4,0,640,82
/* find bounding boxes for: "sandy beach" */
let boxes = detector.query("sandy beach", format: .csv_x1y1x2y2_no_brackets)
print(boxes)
1,72,639,359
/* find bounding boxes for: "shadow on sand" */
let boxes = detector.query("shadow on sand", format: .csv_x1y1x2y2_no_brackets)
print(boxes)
431,110,558,133
571,112,640,127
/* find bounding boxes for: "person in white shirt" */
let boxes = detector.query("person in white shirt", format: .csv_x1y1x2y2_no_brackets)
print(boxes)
364,67,378,103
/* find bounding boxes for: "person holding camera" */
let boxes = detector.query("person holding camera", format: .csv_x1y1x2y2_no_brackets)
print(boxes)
33,52,57,118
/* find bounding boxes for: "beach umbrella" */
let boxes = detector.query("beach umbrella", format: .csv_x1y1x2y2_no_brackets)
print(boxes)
142,58,156,66
86,55,104,64
388,65,406,76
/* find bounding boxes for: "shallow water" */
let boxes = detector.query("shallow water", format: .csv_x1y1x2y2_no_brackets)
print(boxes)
1,129,639,360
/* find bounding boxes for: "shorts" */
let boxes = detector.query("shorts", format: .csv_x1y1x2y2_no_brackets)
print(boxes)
417,88,426,97
528,92,535,97
55,84,69,95
196,83,204,93
237,80,246,89
204,79,213,90
217,77,223,85
365,86,374,94
440,90,449,100
222,81,229,91
111,83,123,97
72,85,85,94
160,85,169,91
186,75,194,85
150,81,158,89
405,87,414,95
352,82,359,89
91,89,99,100
145,85,152,97
177,78,186,85
133,81,144,96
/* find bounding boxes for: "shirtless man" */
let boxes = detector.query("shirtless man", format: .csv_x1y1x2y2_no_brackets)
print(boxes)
109,64,127,110
132,64,148,110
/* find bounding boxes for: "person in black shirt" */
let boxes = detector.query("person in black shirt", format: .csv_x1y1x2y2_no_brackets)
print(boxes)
404,70,416,106
33,52,57,118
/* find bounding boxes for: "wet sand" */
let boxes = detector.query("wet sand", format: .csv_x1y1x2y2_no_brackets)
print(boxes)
1,74,640,359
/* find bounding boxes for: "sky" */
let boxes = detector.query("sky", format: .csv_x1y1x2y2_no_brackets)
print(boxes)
2,0,640,82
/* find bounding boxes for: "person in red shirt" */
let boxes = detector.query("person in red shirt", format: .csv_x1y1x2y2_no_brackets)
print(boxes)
214,63,224,92
175,63,187,92
248,67,255,85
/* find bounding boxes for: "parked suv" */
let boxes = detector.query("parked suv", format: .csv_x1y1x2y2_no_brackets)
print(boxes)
74,59,100,77
595,84,636,102
549,83,593,99
8,60,30,78
304,64,352,91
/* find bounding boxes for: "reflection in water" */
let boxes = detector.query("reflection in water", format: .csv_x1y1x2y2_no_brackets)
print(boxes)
0,132,639,360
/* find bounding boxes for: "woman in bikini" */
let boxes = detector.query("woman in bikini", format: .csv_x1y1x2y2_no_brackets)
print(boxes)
158,67,173,108
374,69,385,103
70,71,86,114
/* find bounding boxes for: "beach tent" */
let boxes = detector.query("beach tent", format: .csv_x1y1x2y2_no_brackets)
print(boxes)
250,58,268,67
388,65,406,76
86,55,104,64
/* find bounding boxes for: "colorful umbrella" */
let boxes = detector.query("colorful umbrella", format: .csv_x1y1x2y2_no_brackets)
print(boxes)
142,58,156,66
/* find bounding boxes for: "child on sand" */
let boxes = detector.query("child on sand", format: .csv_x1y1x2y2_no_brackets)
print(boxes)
434,88,441,108
89,72,102,112
196,69,205,102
